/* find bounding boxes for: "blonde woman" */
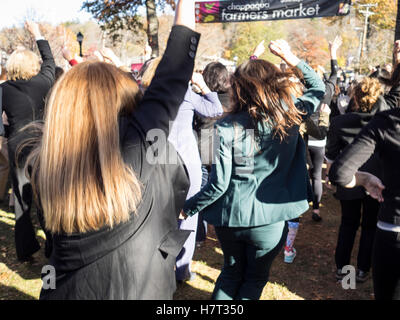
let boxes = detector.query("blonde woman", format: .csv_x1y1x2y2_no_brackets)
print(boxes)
1,21,55,262
28,0,199,300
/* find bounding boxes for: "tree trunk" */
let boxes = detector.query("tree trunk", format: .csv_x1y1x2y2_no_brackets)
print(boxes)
145,0,159,57
396,0,400,41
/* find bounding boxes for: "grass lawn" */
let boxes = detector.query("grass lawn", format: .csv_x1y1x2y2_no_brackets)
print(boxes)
0,186,374,300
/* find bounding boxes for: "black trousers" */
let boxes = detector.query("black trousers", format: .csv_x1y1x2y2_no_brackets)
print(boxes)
308,145,325,210
8,139,53,260
335,196,379,272
372,228,400,300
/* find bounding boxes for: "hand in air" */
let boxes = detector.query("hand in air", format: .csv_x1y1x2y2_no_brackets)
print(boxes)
269,40,300,67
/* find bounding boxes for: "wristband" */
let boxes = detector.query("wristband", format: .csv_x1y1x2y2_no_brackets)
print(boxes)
250,55,258,60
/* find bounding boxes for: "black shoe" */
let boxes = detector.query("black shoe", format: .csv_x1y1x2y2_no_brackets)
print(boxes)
18,255,36,263
312,212,322,222
356,270,369,283
335,268,345,281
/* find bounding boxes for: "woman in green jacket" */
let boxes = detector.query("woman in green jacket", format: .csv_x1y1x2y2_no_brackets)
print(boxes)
182,40,325,300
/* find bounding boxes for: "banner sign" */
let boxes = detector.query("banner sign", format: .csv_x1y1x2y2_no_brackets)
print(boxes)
195,0,351,23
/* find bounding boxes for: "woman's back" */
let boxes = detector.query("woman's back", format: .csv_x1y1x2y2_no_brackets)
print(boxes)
201,110,310,227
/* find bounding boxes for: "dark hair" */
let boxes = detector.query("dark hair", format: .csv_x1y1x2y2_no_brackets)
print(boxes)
370,66,392,86
55,66,64,82
202,62,230,93
231,59,303,141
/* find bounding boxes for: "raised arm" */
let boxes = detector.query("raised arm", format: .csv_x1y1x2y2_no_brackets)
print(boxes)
133,0,199,136
323,36,342,106
185,88,223,118
269,39,325,118
25,21,55,86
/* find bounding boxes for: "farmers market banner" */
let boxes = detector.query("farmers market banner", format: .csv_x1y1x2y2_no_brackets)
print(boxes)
195,0,351,23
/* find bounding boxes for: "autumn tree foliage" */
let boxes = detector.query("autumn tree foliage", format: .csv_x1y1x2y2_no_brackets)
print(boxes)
0,23,78,67
82,0,176,56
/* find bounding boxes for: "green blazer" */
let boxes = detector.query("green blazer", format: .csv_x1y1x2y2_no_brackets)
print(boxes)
183,61,325,227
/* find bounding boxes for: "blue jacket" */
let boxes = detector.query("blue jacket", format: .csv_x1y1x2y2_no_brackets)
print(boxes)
184,61,325,227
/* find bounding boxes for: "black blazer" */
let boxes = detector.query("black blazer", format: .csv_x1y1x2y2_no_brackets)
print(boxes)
1,40,55,139
1,40,55,167
329,109,400,225
40,25,200,300
0,87,4,137
327,83,400,200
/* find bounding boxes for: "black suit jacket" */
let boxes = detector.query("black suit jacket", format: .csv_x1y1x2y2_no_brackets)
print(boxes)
40,25,200,300
327,83,400,200
1,40,55,167
0,86,4,137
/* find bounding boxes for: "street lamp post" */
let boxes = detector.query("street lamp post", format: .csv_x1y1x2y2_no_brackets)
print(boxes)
77,32,84,58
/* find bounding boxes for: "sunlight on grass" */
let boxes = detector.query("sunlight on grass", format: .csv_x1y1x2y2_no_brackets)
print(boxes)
0,211,15,227
0,263,40,300
261,282,304,300
36,229,46,240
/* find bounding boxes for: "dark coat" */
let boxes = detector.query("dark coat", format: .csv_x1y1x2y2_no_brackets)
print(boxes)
1,40,55,169
329,108,400,225
40,25,200,300
327,82,400,200
0,87,4,136
1,40,55,140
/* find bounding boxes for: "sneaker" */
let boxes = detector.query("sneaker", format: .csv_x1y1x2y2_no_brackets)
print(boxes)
284,248,297,263
356,270,369,283
312,212,322,222
335,268,345,281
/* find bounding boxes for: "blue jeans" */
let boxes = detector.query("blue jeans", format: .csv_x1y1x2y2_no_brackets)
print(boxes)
213,221,288,300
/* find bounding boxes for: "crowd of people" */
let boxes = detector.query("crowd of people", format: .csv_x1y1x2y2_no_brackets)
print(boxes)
0,0,399,300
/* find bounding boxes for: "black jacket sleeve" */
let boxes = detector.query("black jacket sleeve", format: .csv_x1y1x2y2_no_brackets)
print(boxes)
383,81,400,110
0,87,4,137
134,25,200,137
325,116,343,162
329,114,385,187
36,40,56,87
322,59,338,106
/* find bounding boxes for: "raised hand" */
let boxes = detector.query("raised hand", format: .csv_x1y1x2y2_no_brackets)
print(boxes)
269,39,300,67
100,47,122,67
329,35,342,60
25,21,42,39
253,40,266,58
393,40,400,66
61,46,72,62
174,0,195,31
191,72,210,94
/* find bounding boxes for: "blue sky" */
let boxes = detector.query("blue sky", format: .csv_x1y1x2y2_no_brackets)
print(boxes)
0,0,94,29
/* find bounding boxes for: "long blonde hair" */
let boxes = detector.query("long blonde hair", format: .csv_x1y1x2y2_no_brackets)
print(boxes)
29,62,143,235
